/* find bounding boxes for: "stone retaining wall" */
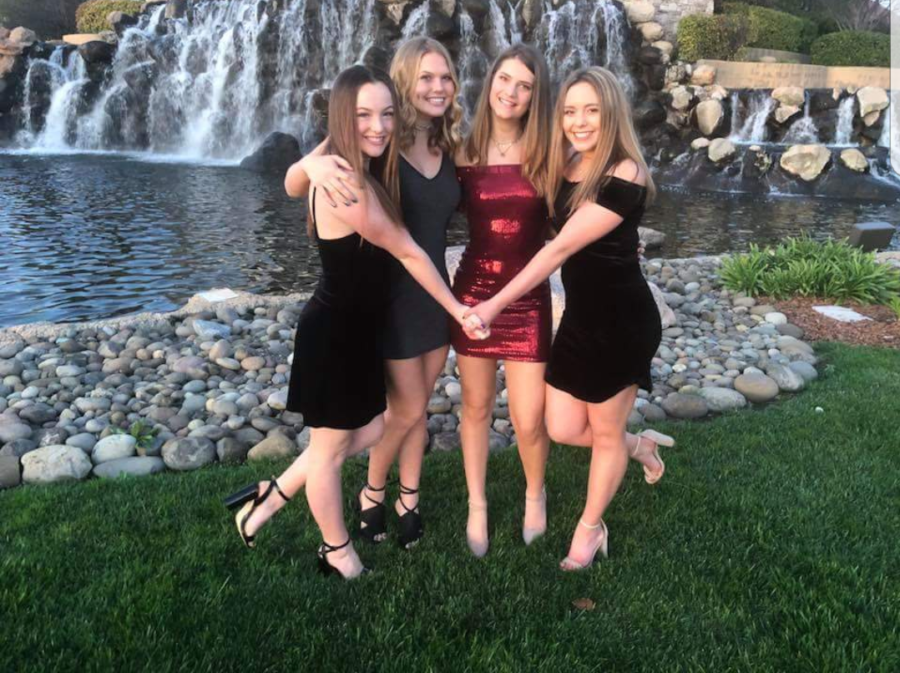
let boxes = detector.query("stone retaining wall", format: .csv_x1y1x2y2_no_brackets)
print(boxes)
697,60,891,90
651,0,714,36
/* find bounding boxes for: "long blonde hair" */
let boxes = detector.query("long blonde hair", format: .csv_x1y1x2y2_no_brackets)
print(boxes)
547,66,655,219
463,44,552,197
389,37,464,156
308,65,402,238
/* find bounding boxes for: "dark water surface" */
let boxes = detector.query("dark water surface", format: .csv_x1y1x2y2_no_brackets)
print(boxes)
1,153,897,328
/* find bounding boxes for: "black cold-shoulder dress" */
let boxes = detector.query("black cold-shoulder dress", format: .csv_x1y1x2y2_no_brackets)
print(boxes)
545,176,661,403
286,195,390,429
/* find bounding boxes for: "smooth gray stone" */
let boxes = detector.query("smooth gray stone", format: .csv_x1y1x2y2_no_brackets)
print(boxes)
698,387,748,412
0,438,37,458
217,437,249,464
93,457,166,479
0,455,21,488
788,361,818,383
22,445,92,484
161,437,216,471
734,373,779,403
247,433,297,461
92,435,137,463
765,363,806,392
661,393,709,419
430,431,460,452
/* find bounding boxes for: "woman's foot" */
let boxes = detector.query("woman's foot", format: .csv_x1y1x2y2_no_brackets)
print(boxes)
358,484,388,543
395,484,423,549
467,500,489,558
239,480,291,542
560,519,608,571
629,430,674,485
318,540,368,580
522,487,547,546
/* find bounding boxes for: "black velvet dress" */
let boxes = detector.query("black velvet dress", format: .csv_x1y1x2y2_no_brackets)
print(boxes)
286,195,390,429
545,177,661,403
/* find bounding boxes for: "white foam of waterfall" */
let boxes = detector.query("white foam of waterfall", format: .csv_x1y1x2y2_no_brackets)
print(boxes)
783,94,820,144
834,97,856,146
19,49,87,147
728,91,775,144
401,3,430,39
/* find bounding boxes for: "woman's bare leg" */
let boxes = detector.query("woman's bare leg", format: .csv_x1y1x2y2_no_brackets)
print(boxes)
458,354,498,556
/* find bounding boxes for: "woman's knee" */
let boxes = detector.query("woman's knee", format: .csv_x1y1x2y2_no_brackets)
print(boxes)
461,395,494,425
511,412,547,446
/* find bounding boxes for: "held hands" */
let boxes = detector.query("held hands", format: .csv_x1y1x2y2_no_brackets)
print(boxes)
455,304,491,341
305,154,359,207
462,300,500,337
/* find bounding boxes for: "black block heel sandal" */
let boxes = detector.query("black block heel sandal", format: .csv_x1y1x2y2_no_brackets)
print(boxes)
397,483,423,550
357,483,387,544
223,477,291,548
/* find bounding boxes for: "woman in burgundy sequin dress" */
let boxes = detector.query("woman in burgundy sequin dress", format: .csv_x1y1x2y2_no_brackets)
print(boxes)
450,45,554,557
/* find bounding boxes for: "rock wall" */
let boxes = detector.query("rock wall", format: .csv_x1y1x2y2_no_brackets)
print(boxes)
650,0,714,37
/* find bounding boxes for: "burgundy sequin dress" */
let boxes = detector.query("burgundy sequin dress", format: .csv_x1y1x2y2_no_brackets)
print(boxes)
450,164,552,362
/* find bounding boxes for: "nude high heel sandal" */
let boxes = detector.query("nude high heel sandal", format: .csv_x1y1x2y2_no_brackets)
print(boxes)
630,430,675,485
559,519,608,571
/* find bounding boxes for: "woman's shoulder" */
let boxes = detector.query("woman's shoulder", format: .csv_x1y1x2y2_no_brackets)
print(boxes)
608,159,646,188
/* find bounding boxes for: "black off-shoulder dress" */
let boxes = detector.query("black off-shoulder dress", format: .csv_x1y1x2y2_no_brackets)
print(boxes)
545,176,661,403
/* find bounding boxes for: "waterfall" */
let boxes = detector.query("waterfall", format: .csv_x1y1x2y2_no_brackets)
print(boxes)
401,3,430,39
877,102,893,149
834,97,855,146
728,91,775,144
783,94,819,145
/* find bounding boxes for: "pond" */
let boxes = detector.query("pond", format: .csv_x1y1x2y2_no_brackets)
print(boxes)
1,152,897,329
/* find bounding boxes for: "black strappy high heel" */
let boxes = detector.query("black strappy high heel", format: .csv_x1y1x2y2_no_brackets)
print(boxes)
397,483,424,550
317,538,370,578
223,477,291,549
357,483,388,544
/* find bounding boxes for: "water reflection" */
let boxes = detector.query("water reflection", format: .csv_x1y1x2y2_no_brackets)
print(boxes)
0,154,896,328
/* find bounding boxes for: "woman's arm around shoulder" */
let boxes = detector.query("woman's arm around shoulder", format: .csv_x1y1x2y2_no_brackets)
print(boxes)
284,139,358,206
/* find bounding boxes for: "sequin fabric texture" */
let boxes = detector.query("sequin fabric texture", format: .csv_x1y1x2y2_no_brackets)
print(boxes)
450,164,552,362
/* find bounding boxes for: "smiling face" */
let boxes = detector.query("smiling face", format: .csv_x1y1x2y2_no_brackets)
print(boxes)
488,57,535,122
356,82,395,158
412,51,455,122
562,81,603,155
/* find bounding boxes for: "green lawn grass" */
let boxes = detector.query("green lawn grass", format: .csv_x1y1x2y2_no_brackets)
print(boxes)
2,343,898,672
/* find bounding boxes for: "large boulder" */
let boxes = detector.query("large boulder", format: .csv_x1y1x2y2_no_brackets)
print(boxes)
161,437,216,471
670,86,694,112
108,11,139,34
772,86,805,108
633,100,667,130
857,87,888,118
93,456,165,478
774,105,801,125
623,0,655,23
239,132,302,174
690,65,716,86
695,99,723,136
78,40,116,66
734,373,779,403
92,434,137,464
8,27,37,46
708,138,736,163
840,149,868,173
780,145,831,182
638,22,664,42
22,445,92,484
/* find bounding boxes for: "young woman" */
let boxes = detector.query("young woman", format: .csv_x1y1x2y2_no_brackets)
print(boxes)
465,66,668,570
223,65,482,580
286,38,464,549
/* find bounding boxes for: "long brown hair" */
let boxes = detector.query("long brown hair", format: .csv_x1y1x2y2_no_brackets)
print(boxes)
389,37,463,156
308,65,402,237
547,66,656,219
463,44,552,196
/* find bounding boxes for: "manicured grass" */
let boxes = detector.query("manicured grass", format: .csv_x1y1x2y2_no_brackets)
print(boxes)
2,343,898,672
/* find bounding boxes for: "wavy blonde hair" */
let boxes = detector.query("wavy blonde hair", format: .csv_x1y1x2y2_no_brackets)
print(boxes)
463,44,552,197
547,66,656,219
389,37,464,156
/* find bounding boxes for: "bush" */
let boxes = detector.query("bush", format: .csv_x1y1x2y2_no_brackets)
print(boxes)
720,236,900,304
677,13,749,62
811,31,890,67
75,0,142,33
722,3,819,53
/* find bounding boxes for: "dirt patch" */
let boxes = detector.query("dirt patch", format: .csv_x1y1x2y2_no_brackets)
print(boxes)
771,297,900,349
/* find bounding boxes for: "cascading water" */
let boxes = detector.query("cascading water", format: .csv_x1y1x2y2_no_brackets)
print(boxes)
401,3,431,39
782,94,820,145
728,91,775,144
834,97,856,146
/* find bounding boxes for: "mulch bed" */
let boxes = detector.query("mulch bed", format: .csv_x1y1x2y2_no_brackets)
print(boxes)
770,297,900,350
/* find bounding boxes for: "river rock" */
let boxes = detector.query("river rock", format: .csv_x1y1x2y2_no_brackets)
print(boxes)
430,431,460,452
698,387,747,412
708,138,736,163
161,437,216,471
0,359,23,377
92,434,137,463
22,445,92,484
690,64,716,86
427,395,452,414
241,356,265,371
193,320,231,340
857,87,888,118
788,361,818,383
9,27,37,45
764,312,787,325
780,145,831,182
66,433,98,451
18,403,57,424
774,105,801,125
765,363,805,392
647,282,677,329
0,416,32,444
267,389,288,411
247,433,297,461
772,86,805,108
695,99,724,136
671,86,694,111
623,0,655,23
661,393,708,419
217,437,249,463
638,21,664,42
0,438,37,458
691,137,710,150
776,336,814,357
734,373,779,403
0,455,20,488
840,149,868,173
93,456,165,478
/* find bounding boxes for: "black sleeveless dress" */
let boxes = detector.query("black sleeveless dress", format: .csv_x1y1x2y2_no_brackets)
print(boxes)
286,194,391,429
383,153,460,359
545,177,661,403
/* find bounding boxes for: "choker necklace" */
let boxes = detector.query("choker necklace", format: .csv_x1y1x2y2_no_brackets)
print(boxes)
491,133,522,157
415,122,432,132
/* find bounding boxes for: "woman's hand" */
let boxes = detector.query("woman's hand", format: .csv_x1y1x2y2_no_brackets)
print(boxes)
454,303,491,341
463,299,501,335
304,154,359,207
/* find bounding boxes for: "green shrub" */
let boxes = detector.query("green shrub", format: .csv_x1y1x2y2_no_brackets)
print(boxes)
722,3,819,53
75,0,142,33
677,13,749,62
811,31,890,67
720,236,900,304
